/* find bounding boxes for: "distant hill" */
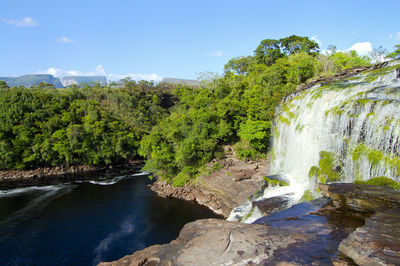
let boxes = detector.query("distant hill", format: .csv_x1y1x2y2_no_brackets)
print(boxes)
162,78,200,86
0,74,63,88
61,76,107,87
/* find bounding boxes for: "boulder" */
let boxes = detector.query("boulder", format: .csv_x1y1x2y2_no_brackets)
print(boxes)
339,208,400,266
252,195,292,216
98,218,310,266
318,183,400,213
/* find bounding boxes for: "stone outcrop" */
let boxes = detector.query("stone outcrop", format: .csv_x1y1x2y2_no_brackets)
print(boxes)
98,218,310,266
319,183,400,265
150,155,268,218
339,208,400,266
252,194,292,216
318,183,400,214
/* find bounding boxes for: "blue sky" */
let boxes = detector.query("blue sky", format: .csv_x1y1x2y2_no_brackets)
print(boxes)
1,0,399,81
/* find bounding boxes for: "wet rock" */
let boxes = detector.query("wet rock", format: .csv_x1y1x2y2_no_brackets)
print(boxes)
339,208,400,266
254,198,363,265
98,218,310,266
252,195,292,216
318,183,400,213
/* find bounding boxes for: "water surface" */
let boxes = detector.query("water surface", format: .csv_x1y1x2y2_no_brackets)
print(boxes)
0,173,220,265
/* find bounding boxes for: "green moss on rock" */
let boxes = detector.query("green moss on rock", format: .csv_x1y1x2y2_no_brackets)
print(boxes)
300,189,315,202
354,176,400,190
263,176,289,187
308,151,344,184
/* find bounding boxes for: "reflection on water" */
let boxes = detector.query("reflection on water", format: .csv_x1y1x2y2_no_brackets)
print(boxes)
0,173,221,265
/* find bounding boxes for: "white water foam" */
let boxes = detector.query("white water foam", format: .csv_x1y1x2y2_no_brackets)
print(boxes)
0,185,64,198
84,171,150,186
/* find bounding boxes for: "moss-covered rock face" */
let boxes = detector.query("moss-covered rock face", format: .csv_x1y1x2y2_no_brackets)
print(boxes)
354,176,400,190
309,151,344,184
271,61,400,194
299,189,314,202
263,176,289,187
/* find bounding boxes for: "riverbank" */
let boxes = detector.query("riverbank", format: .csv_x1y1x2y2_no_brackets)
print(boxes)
0,160,144,190
150,148,269,218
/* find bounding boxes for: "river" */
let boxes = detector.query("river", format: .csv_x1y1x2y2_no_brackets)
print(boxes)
0,172,221,265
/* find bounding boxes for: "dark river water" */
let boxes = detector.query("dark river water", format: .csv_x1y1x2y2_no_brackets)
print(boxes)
0,173,221,266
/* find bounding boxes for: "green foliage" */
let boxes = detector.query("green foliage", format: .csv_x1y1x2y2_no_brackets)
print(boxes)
238,119,271,151
351,143,400,176
263,176,289,186
0,81,9,89
330,50,371,71
240,206,255,222
279,35,320,56
212,162,223,171
0,82,172,170
254,39,283,66
355,176,400,190
138,35,374,185
308,151,344,184
224,56,254,75
300,189,314,202
387,44,400,60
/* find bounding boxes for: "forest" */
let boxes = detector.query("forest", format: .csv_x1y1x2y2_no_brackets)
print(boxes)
1,36,399,186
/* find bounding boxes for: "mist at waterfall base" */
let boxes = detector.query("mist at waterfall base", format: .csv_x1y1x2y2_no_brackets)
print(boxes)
229,62,400,223
0,173,220,265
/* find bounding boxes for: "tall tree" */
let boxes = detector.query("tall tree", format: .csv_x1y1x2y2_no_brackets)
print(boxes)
254,39,283,66
387,44,400,60
279,35,320,56
224,56,254,75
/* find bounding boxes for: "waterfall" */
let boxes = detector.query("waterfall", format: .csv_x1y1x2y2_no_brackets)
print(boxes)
228,61,400,223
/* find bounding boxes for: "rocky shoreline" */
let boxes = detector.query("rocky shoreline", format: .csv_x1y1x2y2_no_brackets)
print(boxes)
0,160,144,190
101,183,400,265
150,154,269,218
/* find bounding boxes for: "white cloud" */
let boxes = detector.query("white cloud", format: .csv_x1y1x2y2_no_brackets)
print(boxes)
347,41,373,56
38,65,163,82
311,35,322,46
389,34,393,40
206,50,223,57
57,37,76,44
107,73,163,82
2,17,38,27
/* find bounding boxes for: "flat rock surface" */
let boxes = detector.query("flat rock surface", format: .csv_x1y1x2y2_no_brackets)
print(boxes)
98,218,310,266
339,208,400,266
150,155,268,217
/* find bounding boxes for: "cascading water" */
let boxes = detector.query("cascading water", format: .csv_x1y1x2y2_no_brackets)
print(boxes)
228,61,400,223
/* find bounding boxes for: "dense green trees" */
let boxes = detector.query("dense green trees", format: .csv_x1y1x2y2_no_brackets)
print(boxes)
140,36,374,185
0,82,174,169
254,35,320,66
1,35,378,187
